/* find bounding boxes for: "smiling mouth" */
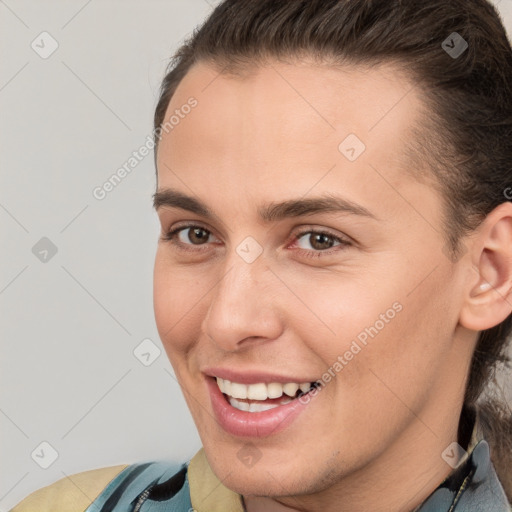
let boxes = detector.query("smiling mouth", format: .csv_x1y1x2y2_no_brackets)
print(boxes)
215,376,320,413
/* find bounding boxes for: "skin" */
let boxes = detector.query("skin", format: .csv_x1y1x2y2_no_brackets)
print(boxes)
153,59,512,512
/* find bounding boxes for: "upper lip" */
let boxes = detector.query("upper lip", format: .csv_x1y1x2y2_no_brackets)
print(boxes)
203,367,317,384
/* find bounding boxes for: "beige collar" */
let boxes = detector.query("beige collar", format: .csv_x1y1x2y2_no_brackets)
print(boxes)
188,448,245,512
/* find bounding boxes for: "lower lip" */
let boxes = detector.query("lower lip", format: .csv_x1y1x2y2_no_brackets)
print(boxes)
206,377,314,438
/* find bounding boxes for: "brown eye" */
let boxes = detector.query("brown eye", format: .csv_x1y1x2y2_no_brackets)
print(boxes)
296,231,340,251
307,233,336,250
292,229,352,259
183,227,210,244
161,225,214,246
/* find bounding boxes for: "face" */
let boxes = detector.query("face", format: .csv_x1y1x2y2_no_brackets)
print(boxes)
153,60,474,498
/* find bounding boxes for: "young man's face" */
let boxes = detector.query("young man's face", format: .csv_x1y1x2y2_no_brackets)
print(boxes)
153,60,476,499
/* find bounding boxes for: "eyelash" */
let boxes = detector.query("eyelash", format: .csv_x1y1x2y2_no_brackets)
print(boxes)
160,223,352,258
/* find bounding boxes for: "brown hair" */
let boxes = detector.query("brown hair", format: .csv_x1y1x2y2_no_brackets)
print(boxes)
153,0,512,499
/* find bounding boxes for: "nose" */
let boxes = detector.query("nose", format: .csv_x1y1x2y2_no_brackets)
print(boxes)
201,251,283,351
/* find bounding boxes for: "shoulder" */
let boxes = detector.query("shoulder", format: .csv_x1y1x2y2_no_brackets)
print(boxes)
9,453,237,512
9,464,129,512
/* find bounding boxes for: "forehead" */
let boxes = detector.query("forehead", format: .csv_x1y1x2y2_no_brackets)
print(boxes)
157,59,429,207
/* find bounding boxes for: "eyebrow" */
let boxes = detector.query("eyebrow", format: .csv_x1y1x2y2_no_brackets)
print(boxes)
152,188,378,223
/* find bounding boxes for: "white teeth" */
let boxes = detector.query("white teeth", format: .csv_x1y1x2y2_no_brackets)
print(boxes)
229,397,250,411
267,382,283,399
283,383,299,397
247,383,267,400
299,382,311,393
216,377,313,401
249,401,280,412
230,382,248,399
228,396,283,412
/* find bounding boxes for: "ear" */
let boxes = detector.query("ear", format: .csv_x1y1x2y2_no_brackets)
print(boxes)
459,202,512,331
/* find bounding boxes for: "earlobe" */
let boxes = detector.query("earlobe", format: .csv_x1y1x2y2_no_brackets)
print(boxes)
459,203,512,331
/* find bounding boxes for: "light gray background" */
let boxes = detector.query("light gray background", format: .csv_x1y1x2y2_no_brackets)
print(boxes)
1,1,511,510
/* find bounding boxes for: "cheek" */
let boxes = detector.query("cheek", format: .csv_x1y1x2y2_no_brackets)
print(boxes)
343,275,455,411
153,257,174,334
153,253,203,353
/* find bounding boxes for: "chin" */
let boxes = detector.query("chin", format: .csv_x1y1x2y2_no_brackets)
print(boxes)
205,445,342,498
222,469,311,497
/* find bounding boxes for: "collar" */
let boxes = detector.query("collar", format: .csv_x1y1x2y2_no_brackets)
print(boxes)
188,449,245,512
